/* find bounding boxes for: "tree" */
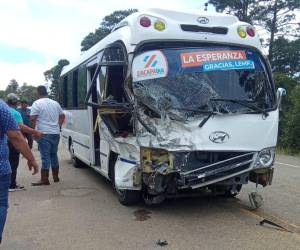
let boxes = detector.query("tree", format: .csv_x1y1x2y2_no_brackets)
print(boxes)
44,59,70,101
253,0,300,61
271,37,300,75
0,90,5,100
274,73,297,138
209,0,300,60
19,83,37,104
5,79,19,93
81,9,138,51
274,73,300,153
208,0,255,23
1,80,37,104
280,85,300,153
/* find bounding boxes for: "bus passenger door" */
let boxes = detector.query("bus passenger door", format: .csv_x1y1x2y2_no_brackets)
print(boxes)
87,65,100,167
85,42,133,179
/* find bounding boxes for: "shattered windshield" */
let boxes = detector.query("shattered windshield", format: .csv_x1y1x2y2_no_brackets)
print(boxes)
132,47,275,120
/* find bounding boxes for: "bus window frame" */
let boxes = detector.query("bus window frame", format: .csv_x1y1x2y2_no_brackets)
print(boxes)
84,41,134,137
85,41,130,108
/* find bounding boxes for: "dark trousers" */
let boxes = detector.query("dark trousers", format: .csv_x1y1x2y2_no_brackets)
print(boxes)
8,142,20,189
22,132,33,149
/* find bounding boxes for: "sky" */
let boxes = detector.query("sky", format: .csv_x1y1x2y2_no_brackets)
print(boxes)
0,0,213,90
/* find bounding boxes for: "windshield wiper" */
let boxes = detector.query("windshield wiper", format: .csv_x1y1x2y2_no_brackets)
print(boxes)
210,98,269,117
198,111,215,128
172,107,217,128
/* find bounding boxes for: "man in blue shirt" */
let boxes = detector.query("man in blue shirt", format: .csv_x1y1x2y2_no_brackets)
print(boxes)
6,94,42,191
18,100,33,149
0,99,39,243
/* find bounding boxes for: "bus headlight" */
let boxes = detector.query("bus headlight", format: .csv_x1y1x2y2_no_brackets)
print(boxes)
255,148,275,168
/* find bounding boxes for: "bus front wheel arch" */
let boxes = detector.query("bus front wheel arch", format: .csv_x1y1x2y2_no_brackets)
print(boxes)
109,151,141,206
68,138,84,168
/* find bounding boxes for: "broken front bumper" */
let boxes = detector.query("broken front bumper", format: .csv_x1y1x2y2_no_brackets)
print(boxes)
141,148,274,193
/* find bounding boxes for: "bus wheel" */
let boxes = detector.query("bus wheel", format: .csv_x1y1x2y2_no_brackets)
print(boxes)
69,140,83,168
115,188,141,206
223,184,242,197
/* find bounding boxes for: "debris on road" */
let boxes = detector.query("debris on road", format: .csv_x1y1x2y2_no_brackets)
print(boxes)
156,239,168,247
259,219,293,233
248,192,263,209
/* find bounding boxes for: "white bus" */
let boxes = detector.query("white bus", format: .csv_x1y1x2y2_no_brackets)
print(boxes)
59,8,285,205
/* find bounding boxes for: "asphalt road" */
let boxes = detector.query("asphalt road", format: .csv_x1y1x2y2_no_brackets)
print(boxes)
2,144,300,250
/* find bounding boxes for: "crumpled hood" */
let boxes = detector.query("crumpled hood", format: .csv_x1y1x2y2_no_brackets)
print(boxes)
136,110,279,152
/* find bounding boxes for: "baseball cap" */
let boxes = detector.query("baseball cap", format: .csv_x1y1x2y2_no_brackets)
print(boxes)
7,93,20,103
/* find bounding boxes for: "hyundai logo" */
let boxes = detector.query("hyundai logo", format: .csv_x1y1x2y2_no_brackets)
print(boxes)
209,131,230,143
197,17,209,24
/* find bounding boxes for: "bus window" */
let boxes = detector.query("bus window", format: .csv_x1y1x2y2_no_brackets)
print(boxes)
72,70,78,107
101,46,127,102
78,65,87,108
105,66,126,102
62,76,68,108
67,72,73,108
98,66,107,100
102,46,124,62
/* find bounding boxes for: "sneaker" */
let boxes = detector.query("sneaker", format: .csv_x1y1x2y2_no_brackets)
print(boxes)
9,185,25,192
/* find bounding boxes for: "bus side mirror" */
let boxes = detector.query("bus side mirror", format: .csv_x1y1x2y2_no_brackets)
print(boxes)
276,88,286,111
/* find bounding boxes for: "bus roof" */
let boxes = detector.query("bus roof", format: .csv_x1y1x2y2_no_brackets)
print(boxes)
61,8,262,76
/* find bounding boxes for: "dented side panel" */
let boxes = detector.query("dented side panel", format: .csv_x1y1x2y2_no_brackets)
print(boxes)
114,157,141,190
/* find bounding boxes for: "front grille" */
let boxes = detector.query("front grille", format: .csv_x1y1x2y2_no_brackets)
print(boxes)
180,24,228,34
173,151,253,172
173,151,255,187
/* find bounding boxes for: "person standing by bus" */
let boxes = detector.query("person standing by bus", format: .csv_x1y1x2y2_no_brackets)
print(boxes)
30,86,65,185
0,99,39,243
18,100,33,149
6,94,43,191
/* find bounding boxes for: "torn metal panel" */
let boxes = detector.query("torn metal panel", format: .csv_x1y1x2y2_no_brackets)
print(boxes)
134,110,279,152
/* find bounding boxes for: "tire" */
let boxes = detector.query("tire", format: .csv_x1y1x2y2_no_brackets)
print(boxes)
69,140,84,168
115,188,141,206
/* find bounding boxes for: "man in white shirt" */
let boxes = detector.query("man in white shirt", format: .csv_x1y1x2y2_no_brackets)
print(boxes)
30,86,65,185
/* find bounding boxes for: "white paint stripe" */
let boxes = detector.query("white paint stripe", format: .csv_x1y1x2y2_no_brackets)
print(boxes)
275,161,300,169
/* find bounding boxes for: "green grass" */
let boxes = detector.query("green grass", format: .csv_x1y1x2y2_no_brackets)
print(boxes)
276,147,300,157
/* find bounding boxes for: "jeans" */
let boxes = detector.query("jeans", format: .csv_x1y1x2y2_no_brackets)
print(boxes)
0,174,11,243
37,134,60,170
8,142,20,188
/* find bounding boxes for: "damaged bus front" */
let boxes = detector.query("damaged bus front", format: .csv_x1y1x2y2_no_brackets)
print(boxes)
115,44,282,204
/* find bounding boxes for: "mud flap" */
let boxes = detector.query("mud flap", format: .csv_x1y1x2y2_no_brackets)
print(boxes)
114,157,142,190
249,168,274,187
